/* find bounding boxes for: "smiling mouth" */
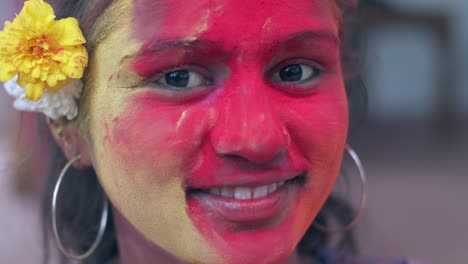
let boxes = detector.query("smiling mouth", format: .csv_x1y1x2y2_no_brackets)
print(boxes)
186,173,306,225
187,174,306,200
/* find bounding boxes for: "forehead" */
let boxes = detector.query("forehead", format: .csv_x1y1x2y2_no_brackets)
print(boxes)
131,0,339,43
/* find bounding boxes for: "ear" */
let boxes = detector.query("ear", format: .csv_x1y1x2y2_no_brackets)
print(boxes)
48,118,92,169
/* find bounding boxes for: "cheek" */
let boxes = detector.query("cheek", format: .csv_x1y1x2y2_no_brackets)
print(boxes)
89,92,222,260
281,88,348,193
285,92,348,163
101,93,216,185
281,92,348,239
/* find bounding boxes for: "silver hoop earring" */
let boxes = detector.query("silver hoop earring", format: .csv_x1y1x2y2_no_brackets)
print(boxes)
313,144,367,233
51,155,109,260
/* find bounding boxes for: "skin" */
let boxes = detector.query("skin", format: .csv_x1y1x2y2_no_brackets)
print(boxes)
53,0,348,263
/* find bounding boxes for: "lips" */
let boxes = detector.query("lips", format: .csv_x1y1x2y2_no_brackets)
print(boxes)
184,161,307,189
186,174,306,223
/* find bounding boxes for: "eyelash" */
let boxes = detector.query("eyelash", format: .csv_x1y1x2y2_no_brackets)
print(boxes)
150,66,214,91
147,59,324,94
269,59,323,85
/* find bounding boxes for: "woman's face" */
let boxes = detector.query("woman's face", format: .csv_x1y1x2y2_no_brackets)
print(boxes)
86,0,347,263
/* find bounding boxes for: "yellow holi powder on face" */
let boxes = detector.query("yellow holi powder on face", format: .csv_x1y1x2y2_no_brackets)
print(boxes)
117,174,218,262
85,2,223,262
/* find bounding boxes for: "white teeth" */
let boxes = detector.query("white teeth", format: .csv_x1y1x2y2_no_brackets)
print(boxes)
252,185,268,199
234,187,252,200
267,183,277,194
221,187,234,198
207,180,287,200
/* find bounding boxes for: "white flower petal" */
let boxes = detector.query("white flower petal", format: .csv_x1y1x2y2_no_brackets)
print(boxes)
2,76,82,120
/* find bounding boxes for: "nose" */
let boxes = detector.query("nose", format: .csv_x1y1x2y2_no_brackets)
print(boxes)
210,84,289,164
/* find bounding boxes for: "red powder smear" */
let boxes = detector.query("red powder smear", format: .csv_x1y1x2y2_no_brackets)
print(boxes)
124,0,347,262
130,0,338,77
107,92,216,187
131,50,186,78
109,92,345,262
186,186,317,264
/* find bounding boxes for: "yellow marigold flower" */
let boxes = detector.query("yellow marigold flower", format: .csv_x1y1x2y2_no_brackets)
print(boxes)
0,0,88,101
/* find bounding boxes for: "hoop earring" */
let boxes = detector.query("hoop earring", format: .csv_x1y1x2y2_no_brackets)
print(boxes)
51,155,109,260
313,144,367,233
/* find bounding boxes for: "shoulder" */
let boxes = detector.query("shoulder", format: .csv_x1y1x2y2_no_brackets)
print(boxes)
314,248,422,264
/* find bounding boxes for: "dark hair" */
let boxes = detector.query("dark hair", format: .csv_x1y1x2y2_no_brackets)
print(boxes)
39,1,364,263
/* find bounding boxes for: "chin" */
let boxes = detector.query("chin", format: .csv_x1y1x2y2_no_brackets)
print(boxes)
186,173,319,264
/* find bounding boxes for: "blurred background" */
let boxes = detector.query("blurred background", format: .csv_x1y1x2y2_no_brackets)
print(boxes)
0,0,467,263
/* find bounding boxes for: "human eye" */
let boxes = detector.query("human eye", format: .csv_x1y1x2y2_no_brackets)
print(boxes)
154,68,213,91
270,62,322,85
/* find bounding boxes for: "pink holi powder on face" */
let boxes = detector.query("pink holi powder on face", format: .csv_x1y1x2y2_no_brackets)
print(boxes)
109,0,348,262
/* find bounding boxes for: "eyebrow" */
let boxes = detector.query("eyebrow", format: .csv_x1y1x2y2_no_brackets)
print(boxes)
121,39,225,64
281,30,340,47
143,38,223,53
123,29,339,64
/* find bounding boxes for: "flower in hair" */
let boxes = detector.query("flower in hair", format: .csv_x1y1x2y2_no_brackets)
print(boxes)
0,0,87,119
5,76,82,120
